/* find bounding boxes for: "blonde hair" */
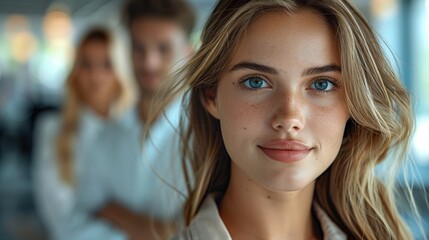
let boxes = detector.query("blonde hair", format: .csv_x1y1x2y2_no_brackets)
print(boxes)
147,0,419,239
56,28,127,184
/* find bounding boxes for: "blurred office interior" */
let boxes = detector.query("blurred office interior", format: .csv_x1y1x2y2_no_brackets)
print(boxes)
0,0,427,239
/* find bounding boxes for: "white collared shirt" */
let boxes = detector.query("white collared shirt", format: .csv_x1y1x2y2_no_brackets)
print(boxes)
76,100,187,220
173,195,347,240
33,108,127,240
33,101,187,240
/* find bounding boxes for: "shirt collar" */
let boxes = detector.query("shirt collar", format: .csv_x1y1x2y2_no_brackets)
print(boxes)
117,106,141,130
188,195,232,240
188,195,347,240
79,107,107,138
313,202,347,239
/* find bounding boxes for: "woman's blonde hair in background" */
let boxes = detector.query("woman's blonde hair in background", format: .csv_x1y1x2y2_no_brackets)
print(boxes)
56,27,131,185
146,0,422,239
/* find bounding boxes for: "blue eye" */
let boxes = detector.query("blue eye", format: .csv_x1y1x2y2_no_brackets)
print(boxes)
242,77,269,89
310,79,335,91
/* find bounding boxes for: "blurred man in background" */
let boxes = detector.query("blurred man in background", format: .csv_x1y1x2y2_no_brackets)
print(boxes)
125,0,194,123
88,0,196,239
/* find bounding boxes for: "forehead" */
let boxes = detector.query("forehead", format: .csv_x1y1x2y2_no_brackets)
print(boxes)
130,17,187,43
81,40,108,58
229,9,340,71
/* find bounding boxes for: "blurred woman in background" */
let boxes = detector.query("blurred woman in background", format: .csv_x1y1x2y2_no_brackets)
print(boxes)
33,27,129,240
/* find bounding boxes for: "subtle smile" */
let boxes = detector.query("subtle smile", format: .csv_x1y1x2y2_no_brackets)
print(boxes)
258,140,313,163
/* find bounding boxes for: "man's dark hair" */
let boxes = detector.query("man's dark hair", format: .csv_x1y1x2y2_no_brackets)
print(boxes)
122,0,196,38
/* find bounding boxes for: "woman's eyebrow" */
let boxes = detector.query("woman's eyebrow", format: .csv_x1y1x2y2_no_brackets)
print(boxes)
230,62,278,74
302,64,341,76
230,62,341,76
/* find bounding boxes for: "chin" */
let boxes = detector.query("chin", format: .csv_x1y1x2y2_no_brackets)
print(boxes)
140,76,161,84
256,172,316,193
138,84,160,94
265,182,313,193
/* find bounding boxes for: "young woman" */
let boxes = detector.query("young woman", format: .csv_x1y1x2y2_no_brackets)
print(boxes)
146,0,419,239
33,28,129,239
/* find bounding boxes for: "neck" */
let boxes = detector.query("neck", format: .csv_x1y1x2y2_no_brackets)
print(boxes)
138,99,150,124
138,90,154,123
219,164,319,240
90,104,110,119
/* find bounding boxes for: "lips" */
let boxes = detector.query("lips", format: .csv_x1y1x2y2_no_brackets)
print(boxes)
258,140,312,163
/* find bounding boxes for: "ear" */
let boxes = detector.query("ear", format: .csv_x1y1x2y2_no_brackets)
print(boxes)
202,87,220,119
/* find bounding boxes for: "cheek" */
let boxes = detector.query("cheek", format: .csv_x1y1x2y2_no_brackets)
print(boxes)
105,79,119,95
101,70,115,82
217,83,269,151
218,83,263,127
161,53,175,70
76,75,89,92
132,53,141,68
310,104,349,158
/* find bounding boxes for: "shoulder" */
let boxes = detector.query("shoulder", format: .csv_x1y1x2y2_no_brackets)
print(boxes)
33,112,62,159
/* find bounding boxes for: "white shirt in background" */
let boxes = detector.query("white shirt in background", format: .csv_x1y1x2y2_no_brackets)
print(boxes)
77,100,187,220
33,109,127,240
33,101,187,240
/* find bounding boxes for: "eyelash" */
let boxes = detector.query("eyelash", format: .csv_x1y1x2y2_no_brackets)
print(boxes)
308,77,341,95
239,74,271,91
238,75,341,94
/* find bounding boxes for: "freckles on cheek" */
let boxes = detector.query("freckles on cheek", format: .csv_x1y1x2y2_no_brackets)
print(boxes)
313,108,348,146
218,80,268,133
227,100,253,125
221,98,263,135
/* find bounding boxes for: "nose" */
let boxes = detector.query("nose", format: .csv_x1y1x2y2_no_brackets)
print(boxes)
141,50,161,70
89,69,104,86
271,91,305,133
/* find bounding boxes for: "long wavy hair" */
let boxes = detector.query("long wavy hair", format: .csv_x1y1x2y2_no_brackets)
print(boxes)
56,28,127,185
146,0,419,239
